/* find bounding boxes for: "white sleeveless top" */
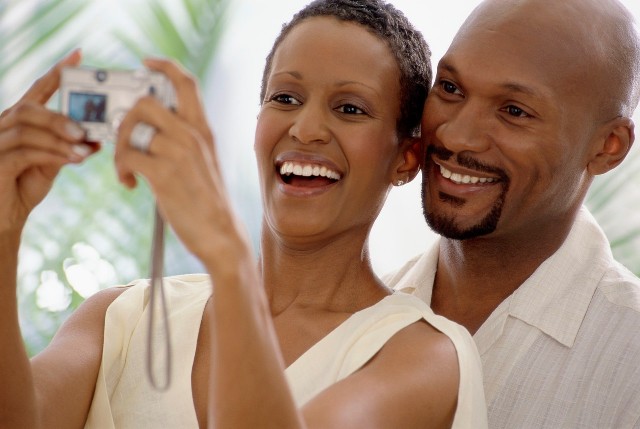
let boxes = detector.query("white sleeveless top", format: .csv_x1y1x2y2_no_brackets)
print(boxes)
85,274,487,428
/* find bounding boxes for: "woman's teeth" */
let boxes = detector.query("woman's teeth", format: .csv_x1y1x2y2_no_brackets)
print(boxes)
280,161,341,180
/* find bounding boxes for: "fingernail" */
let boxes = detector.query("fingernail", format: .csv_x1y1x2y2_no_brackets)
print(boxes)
66,122,86,140
71,144,92,158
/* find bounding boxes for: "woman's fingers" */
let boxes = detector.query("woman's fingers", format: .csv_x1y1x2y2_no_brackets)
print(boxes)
113,58,228,238
112,64,233,261
114,98,209,187
0,147,72,232
0,102,89,159
142,58,211,137
115,97,177,149
0,147,70,178
19,49,82,106
0,50,92,233
0,126,90,162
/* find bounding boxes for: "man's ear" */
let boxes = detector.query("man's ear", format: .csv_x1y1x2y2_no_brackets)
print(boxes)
588,117,635,175
391,137,421,185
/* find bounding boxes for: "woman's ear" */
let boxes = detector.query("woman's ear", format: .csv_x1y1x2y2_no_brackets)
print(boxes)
391,137,421,186
587,117,635,175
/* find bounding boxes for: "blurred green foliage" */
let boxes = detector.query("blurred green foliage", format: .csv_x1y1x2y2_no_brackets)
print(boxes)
0,0,230,356
586,147,640,275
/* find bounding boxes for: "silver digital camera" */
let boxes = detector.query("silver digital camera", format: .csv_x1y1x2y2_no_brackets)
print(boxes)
60,67,176,142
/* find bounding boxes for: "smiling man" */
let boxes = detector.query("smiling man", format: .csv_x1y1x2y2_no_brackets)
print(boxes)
385,0,640,427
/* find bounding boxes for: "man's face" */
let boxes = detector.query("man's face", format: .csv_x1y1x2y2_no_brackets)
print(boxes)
420,16,598,241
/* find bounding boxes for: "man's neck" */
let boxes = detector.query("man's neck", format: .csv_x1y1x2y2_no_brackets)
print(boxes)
430,225,572,334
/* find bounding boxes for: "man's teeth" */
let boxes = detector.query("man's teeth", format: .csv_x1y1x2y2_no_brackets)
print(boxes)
440,165,496,184
279,161,341,180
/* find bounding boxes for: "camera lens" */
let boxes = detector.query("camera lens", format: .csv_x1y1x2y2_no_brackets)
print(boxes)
95,70,107,82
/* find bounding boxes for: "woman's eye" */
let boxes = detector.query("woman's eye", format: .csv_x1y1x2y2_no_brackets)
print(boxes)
271,93,301,105
337,104,365,115
440,80,461,95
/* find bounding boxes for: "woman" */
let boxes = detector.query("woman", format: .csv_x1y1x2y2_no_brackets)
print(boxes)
0,1,486,428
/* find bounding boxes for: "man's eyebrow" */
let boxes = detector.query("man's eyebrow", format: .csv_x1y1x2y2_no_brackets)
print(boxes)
500,82,542,98
438,62,457,76
438,61,544,98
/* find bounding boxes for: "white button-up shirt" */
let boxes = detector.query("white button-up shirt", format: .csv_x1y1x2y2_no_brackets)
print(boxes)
384,207,640,428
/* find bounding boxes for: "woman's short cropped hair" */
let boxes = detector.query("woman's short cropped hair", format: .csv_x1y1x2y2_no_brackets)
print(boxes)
260,0,432,139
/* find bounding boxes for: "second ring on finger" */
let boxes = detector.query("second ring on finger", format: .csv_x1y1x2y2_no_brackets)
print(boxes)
129,122,157,153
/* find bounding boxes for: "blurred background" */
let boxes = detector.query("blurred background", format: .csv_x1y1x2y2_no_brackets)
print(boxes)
2,0,639,355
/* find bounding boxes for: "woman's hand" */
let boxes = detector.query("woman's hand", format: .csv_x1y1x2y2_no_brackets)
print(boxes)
0,50,92,237
114,58,252,269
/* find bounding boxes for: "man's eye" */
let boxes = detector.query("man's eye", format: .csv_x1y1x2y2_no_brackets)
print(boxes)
337,104,365,115
504,105,529,118
441,80,461,95
272,94,301,105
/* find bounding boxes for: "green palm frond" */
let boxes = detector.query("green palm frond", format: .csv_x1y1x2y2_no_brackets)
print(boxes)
182,0,231,79
4,2,87,67
113,0,230,80
115,2,190,62
587,148,640,274
587,150,640,213
0,0,90,81
609,226,640,248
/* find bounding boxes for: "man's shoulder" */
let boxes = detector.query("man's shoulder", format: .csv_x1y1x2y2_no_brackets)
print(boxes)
575,262,640,354
382,242,440,290
598,260,640,313
381,252,425,285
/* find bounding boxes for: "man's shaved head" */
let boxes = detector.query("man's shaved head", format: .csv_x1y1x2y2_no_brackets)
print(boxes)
454,0,640,120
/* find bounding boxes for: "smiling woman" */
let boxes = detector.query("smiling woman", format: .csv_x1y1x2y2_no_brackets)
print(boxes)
0,1,487,428
255,13,415,241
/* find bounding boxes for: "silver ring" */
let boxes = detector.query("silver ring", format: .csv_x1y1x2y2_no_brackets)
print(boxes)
130,122,156,153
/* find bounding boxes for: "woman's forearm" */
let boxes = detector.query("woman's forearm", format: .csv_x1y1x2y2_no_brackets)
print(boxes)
0,232,38,428
206,247,304,429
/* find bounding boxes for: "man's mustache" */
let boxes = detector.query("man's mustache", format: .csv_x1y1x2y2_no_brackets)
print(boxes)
426,145,509,182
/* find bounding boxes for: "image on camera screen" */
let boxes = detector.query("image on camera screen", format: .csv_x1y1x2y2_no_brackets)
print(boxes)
68,92,107,123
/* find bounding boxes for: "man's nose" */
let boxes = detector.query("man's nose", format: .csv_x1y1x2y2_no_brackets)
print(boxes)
434,101,492,154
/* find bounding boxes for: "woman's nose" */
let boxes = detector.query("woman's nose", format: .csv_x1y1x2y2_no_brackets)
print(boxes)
288,102,332,145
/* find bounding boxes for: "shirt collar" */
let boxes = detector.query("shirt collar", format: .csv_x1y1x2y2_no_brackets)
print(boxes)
391,240,440,304
393,207,613,349
505,207,613,347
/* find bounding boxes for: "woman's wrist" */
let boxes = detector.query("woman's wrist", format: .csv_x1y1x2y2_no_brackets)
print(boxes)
0,228,22,261
200,229,257,284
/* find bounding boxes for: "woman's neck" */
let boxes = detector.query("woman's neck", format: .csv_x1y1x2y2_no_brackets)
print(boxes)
258,227,390,316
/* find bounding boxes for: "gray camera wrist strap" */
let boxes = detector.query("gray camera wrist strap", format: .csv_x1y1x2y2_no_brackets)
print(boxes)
146,204,172,390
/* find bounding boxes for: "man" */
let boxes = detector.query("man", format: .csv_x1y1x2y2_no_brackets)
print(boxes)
385,0,640,427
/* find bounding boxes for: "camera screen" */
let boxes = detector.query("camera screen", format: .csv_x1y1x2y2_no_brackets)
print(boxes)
68,92,107,123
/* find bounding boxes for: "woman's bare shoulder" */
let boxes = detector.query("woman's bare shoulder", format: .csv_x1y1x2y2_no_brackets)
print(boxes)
303,320,460,429
29,285,131,426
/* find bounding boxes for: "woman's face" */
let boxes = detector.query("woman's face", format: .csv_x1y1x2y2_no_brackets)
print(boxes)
255,16,409,244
